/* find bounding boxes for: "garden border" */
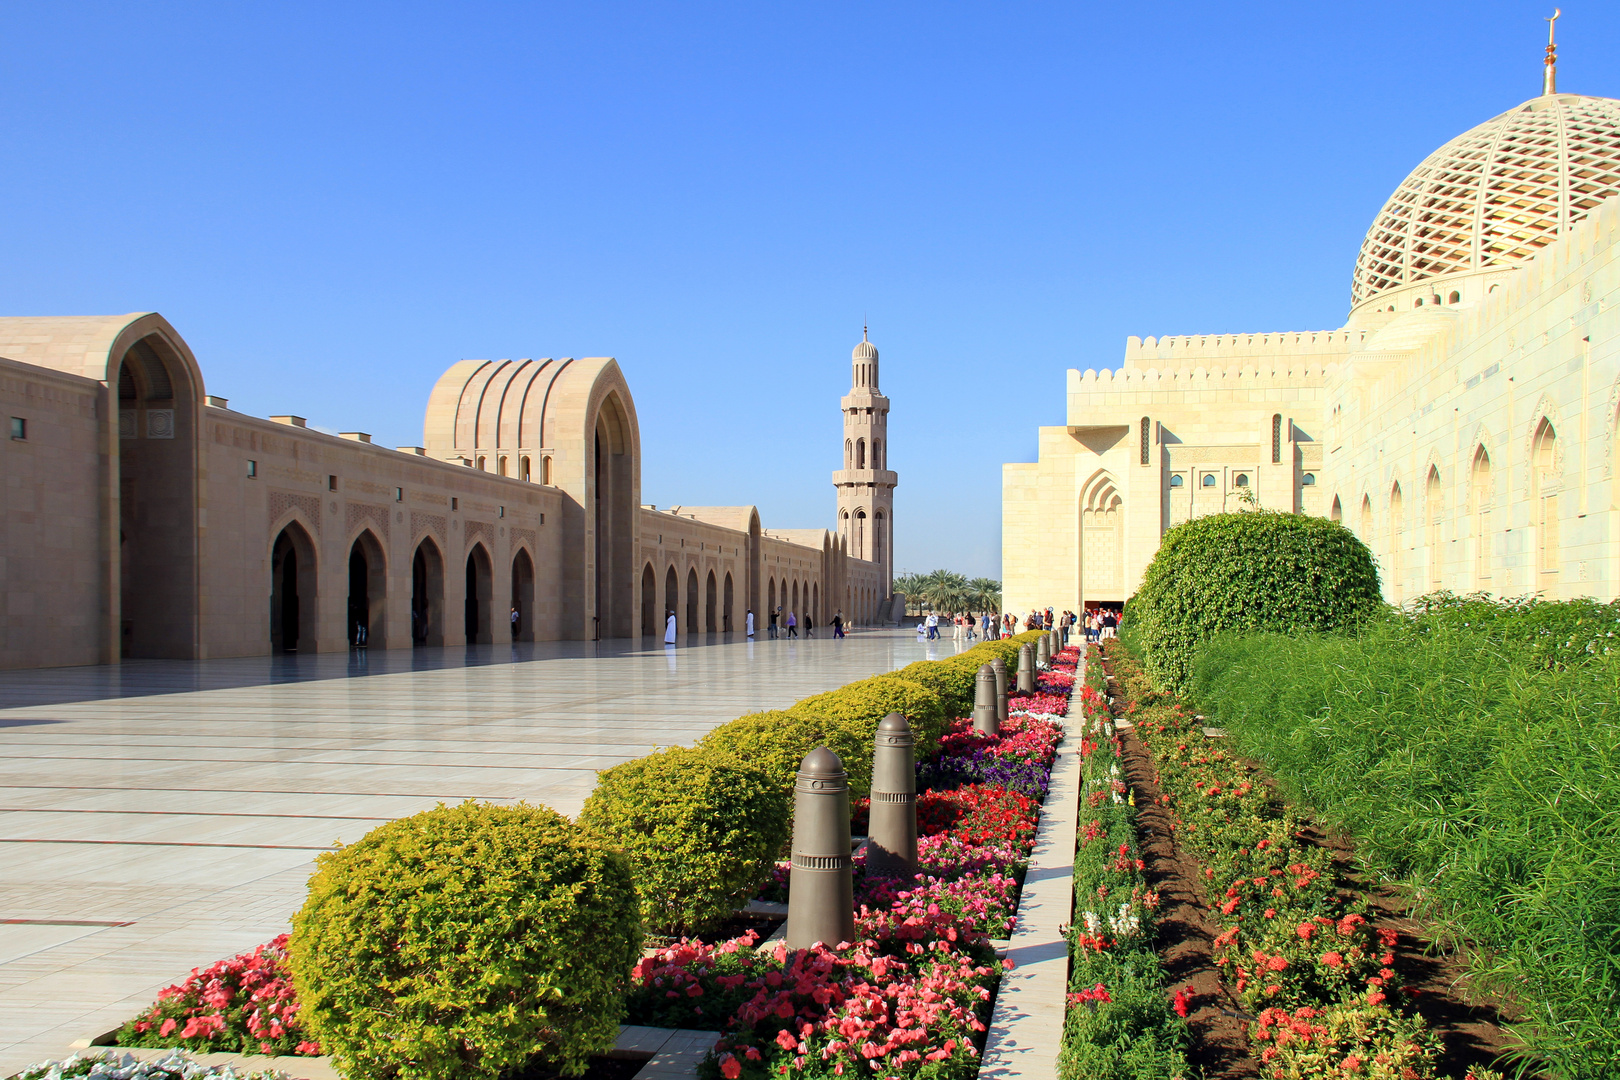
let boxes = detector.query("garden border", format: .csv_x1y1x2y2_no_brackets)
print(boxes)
977,679,1081,1080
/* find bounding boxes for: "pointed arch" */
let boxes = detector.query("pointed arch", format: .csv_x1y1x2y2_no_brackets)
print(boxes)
686,566,700,638
641,563,658,637
1424,464,1443,591
705,569,718,633
1079,469,1124,606
348,528,388,648
511,548,536,641
412,537,445,647
271,521,317,653
1471,444,1493,590
1388,480,1404,604
465,542,494,645
1533,417,1561,588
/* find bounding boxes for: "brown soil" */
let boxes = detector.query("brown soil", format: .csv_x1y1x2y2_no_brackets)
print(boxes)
1096,649,1524,1080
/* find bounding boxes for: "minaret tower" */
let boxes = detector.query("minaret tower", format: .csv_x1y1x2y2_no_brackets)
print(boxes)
835,327,897,593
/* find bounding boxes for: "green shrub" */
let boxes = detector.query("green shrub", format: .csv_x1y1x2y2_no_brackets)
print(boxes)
1131,510,1381,693
789,675,948,760
895,657,979,716
288,801,642,1080
579,746,788,936
1193,606,1620,1078
698,711,822,791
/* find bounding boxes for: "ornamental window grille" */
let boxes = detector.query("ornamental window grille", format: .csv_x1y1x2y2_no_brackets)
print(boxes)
1272,414,1282,463
1139,417,1150,465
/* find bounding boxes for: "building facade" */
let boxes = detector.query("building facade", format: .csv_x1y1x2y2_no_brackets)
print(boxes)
1003,72,1620,615
0,319,897,670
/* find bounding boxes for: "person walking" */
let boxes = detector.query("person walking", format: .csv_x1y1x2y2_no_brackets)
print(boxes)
769,608,779,639
805,613,814,637
832,610,844,638
510,605,520,641
746,608,755,638
786,610,798,638
664,610,677,645
926,612,939,640
966,614,976,642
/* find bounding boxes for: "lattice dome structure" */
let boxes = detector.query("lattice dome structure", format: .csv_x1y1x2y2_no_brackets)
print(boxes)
1351,93,1620,313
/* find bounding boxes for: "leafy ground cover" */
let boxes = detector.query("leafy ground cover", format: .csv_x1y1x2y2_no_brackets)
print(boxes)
1105,637,1509,1080
1190,596,1620,1080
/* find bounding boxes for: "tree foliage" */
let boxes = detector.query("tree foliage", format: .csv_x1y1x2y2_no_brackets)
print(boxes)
894,569,1001,615
1128,510,1380,693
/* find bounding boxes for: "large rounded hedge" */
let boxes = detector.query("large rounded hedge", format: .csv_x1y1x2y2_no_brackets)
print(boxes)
288,801,642,1080
578,746,788,935
789,675,948,760
1129,511,1381,693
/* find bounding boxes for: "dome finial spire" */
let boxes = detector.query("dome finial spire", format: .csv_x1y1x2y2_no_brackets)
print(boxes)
1543,8,1560,95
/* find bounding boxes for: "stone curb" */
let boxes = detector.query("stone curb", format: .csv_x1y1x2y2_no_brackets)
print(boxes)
977,670,1081,1080
41,1026,721,1080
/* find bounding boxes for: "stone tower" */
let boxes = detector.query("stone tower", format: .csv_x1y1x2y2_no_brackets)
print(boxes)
835,329,896,591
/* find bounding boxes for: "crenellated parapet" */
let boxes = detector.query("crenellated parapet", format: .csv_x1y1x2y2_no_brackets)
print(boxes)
1123,329,1367,368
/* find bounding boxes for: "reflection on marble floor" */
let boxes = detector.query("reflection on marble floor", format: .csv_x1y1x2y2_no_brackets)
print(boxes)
0,628,978,1070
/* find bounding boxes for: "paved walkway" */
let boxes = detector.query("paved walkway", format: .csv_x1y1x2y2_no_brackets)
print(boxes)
0,628,978,1073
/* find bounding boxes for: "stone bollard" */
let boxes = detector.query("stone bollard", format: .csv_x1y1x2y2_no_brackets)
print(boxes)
867,713,917,880
1037,633,1051,667
1051,628,1063,658
991,656,1009,727
972,663,1000,735
786,747,857,951
1017,643,1035,693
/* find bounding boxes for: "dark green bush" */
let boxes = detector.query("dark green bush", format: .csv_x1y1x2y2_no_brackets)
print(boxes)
1193,607,1620,1078
1131,510,1381,693
288,801,642,1080
579,746,788,935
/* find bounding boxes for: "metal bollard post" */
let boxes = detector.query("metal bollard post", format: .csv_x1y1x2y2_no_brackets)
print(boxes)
867,713,917,880
972,663,999,735
1017,643,1035,693
991,656,1009,727
785,747,857,951
1037,633,1051,667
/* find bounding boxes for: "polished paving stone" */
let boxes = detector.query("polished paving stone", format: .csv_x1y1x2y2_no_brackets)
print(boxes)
0,628,981,1071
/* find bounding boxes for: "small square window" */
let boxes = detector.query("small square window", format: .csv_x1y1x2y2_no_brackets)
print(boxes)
452,497,459,511
9,417,25,440
539,513,545,525
328,475,338,491
247,460,258,478
499,506,505,518
395,487,404,502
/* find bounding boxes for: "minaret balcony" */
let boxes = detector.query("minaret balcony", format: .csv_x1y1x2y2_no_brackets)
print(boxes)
832,469,898,487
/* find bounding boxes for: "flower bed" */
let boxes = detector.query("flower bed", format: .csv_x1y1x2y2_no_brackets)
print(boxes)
17,1050,287,1080
1055,653,1193,1080
1102,639,1505,1080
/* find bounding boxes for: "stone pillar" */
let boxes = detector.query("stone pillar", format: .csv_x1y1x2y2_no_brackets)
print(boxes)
786,746,856,951
991,656,1009,727
1017,644,1035,693
972,663,999,735
1051,628,1062,657
1037,633,1051,667
867,713,917,880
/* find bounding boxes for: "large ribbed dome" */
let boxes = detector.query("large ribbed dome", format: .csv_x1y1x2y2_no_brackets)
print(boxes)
1351,93,1620,313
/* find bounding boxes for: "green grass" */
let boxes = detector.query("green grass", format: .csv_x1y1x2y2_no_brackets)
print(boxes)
1190,598,1620,1079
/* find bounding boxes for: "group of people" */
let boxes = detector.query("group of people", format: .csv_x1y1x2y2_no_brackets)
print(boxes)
663,607,851,643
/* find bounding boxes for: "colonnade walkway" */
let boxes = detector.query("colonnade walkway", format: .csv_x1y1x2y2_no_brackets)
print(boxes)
0,627,982,1073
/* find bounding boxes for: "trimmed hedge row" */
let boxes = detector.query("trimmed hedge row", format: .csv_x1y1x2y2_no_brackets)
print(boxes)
282,630,1048,1080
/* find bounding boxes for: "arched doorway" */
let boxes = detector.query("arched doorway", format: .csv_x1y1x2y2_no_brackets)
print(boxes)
270,522,316,653
348,531,387,648
1079,471,1123,608
791,580,799,617
466,544,493,645
593,394,635,637
723,572,734,632
1389,483,1404,603
1425,467,1443,591
665,565,679,634
117,335,199,658
412,539,445,647
813,583,819,622
768,578,776,618
511,549,536,642
686,568,699,639
641,563,658,636
1471,446,1493,590
705,571,717,633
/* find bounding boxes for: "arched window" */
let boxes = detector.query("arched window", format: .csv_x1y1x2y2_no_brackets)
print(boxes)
1234,473,1250,488
856,439,866,470
1389,482,1404,604
476,456,486,471
520,456,531,481
854,510,866,557
497,456,508,477
1534,419,1560,585
874,512,885,564
1301,473,1316,486
1359,495,1373,540
1426,465,1443,590
1472,446,1493,589
1169,474,1184,488
1201,474,1217,488
542,456,552,485
845,439,852,468
1272,414,1282,463
1430,295,1441,306
873,438,882,469
1139,417,1150,465
1415,297,1424,307
1448,290,1460,304
1330,495,1342,522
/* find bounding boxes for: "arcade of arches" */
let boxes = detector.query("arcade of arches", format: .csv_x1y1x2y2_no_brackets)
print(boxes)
0,315,899,669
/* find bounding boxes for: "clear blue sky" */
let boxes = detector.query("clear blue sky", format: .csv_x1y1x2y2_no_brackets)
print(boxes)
4,2,1616,579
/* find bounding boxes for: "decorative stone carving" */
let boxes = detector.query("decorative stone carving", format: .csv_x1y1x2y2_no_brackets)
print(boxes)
465,520,494,552
346,502,390,543
146,410,174,439
411,511,447,548
268,490,322,535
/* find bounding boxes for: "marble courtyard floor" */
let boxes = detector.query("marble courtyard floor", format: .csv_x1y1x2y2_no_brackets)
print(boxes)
0,628,975,1073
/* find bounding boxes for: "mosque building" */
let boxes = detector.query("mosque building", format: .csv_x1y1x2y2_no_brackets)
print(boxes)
0,316,898,670
1003,30,1620,615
